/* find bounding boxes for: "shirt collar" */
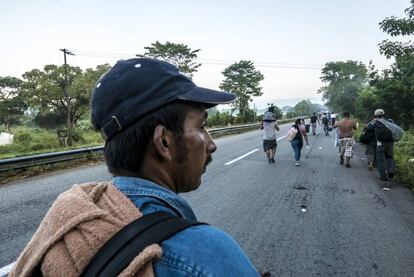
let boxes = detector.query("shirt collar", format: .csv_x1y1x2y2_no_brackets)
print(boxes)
112,176,197,220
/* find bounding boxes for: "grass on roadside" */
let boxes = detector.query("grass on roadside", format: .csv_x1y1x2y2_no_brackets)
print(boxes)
0,126,103,159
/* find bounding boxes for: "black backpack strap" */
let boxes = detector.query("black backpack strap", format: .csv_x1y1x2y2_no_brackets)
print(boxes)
80,211,205,277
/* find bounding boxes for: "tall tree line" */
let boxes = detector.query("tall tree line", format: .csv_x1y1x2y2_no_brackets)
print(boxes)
318,1,414,128
1,41,266,135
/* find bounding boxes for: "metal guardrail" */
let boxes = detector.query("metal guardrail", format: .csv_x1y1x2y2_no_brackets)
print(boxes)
0,123,261,173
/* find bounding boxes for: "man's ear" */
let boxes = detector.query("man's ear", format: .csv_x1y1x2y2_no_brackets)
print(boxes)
153,125,174,161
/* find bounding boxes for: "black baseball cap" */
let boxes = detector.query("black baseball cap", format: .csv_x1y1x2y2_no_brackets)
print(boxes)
91,58,236,140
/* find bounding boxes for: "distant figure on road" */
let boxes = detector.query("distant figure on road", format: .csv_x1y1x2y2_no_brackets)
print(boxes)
290,118,310,166
321,112,330,136
330,112,337,126
10,58,261,276
334,112,357,168
310,112,320,135
261,108,280,163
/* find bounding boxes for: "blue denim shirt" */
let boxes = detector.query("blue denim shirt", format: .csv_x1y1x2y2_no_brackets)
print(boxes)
113,176,259,276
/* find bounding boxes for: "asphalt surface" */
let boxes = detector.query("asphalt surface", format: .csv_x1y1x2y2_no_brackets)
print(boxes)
1,122,414,276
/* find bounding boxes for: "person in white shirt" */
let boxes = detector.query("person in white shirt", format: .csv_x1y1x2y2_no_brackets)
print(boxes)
330,112,337,126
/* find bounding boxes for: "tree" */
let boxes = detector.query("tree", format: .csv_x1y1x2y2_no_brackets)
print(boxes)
318,61,368,114
369,55,414,128
267,103,283,119
379,0,414,58
354,86,380,122
219,60,264,120
294,99,312,116
138,41,201,78
0,76,26,132
286,111,298,119
22,64,110,129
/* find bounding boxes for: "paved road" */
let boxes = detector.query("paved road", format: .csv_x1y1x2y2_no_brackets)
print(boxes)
1,123,414,276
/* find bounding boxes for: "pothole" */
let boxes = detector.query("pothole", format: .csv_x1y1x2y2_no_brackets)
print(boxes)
294,186,307,190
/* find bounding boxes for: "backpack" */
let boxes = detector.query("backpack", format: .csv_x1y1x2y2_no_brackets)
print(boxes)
375,122,393,142
322,117,329,125
377,118,404,142
359,127,375,144
286,126,298,141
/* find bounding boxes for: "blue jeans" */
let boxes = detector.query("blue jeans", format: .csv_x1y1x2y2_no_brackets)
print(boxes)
291,139,303,161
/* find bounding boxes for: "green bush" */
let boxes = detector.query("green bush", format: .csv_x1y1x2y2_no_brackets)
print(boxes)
14,128,33,144
394,131,414,189
207,111,235,127
71,128,85,144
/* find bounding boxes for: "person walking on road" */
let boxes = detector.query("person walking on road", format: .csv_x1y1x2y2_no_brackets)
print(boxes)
261,108,280,163
333,112,357,168
367,109,401,181
10,58,261,277
290,118,310,166
310,112,320,135
330,112,337,126
321,112,330,136
360,118,377,171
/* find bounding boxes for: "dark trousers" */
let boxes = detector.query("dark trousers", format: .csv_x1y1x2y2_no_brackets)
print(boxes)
323,124,329,135
376,141,395,178
365,142,376,167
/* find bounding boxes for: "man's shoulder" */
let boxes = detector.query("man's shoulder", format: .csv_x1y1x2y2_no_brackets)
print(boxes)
157,224,258,275
166,224,243,251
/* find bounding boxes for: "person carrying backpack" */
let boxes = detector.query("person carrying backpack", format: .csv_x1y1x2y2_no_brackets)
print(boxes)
261,109,280,163
321,113,330,136
367,109,403,181
359,117,377,171
10,58,261,276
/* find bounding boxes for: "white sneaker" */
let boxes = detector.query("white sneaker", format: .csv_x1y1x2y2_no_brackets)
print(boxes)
295,161,300,166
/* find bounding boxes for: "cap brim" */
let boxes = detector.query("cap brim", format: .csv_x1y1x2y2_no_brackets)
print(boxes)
177,86,236,108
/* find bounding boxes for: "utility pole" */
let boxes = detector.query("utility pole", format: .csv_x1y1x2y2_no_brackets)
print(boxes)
60,48,75,146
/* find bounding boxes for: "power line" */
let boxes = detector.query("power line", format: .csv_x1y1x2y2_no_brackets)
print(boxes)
67,49,323,70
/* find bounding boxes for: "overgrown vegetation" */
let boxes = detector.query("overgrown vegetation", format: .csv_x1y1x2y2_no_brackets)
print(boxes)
394,131,414,189
0,126,102,159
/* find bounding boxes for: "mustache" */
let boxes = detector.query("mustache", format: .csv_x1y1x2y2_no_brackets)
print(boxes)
204,155,213,168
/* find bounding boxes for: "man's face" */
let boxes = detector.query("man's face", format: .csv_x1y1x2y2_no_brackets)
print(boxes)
172,105,217,193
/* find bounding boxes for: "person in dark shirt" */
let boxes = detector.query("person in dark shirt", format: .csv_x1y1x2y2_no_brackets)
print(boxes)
310,112,320,135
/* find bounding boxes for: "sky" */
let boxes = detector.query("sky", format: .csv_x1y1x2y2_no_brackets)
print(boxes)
0,0,410,109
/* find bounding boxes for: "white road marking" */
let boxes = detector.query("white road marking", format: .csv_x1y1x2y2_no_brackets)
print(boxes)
277,135,286,141
0,262,15,276
225,149,259,165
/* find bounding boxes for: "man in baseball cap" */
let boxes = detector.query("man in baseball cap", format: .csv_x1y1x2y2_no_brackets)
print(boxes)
11,58,262,276
374,109,385,117
89,58,259,275
369,108,397,181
